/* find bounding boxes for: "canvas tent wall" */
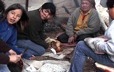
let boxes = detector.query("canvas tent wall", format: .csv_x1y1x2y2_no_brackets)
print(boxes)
3,0,76,17
3,0,109,31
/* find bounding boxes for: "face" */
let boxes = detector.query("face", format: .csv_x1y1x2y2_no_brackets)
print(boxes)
7,9,22,24
109,8,114,20
81,0,91,13
40,9,53,20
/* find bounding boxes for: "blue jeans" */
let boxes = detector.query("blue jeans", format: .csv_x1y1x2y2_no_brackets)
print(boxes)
16,40,45,59
0,64,10,72
70,41,114,72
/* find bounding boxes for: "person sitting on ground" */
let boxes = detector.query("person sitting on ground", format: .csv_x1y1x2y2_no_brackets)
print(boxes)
0,3,29,59
69,0,114,72
57,0,101,46
0,1,21,71
17,2,56,59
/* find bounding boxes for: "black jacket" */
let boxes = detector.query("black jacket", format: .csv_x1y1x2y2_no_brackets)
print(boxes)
17,9,48,49
0,39,10,64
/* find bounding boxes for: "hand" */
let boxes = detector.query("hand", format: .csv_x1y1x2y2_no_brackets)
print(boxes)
9,49,17,55
68,36,76,44
98,35,106,38
9,55,22,63
97,36,108,42
95,62,114,72
29,55,36,60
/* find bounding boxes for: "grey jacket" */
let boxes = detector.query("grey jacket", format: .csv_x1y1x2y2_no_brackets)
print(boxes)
97,20,114,62
66,8,101,37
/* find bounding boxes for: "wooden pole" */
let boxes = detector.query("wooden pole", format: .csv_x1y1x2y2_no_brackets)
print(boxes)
25,0,29,11
48,0,53,3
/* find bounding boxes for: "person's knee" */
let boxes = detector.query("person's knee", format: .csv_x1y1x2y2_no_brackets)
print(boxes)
75,41,86,51
31,46,46,56
38,48,45,55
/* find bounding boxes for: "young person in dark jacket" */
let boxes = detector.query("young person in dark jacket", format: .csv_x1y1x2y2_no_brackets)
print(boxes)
0,1,22,71
17,2,56,60
0,3,29,60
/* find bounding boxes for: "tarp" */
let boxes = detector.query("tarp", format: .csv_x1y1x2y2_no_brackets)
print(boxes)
100,0,107,7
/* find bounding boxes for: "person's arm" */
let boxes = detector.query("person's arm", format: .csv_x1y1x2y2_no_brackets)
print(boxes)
66,9,78,37
0,53,22,64
0,38,18,64
75,9,101,36
95,62,114,71
29,26,49,49
65,8,79,43
93,21,114,55
6,28,18,50
0,53,9,64
28,21,49,49
0,39,10,53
